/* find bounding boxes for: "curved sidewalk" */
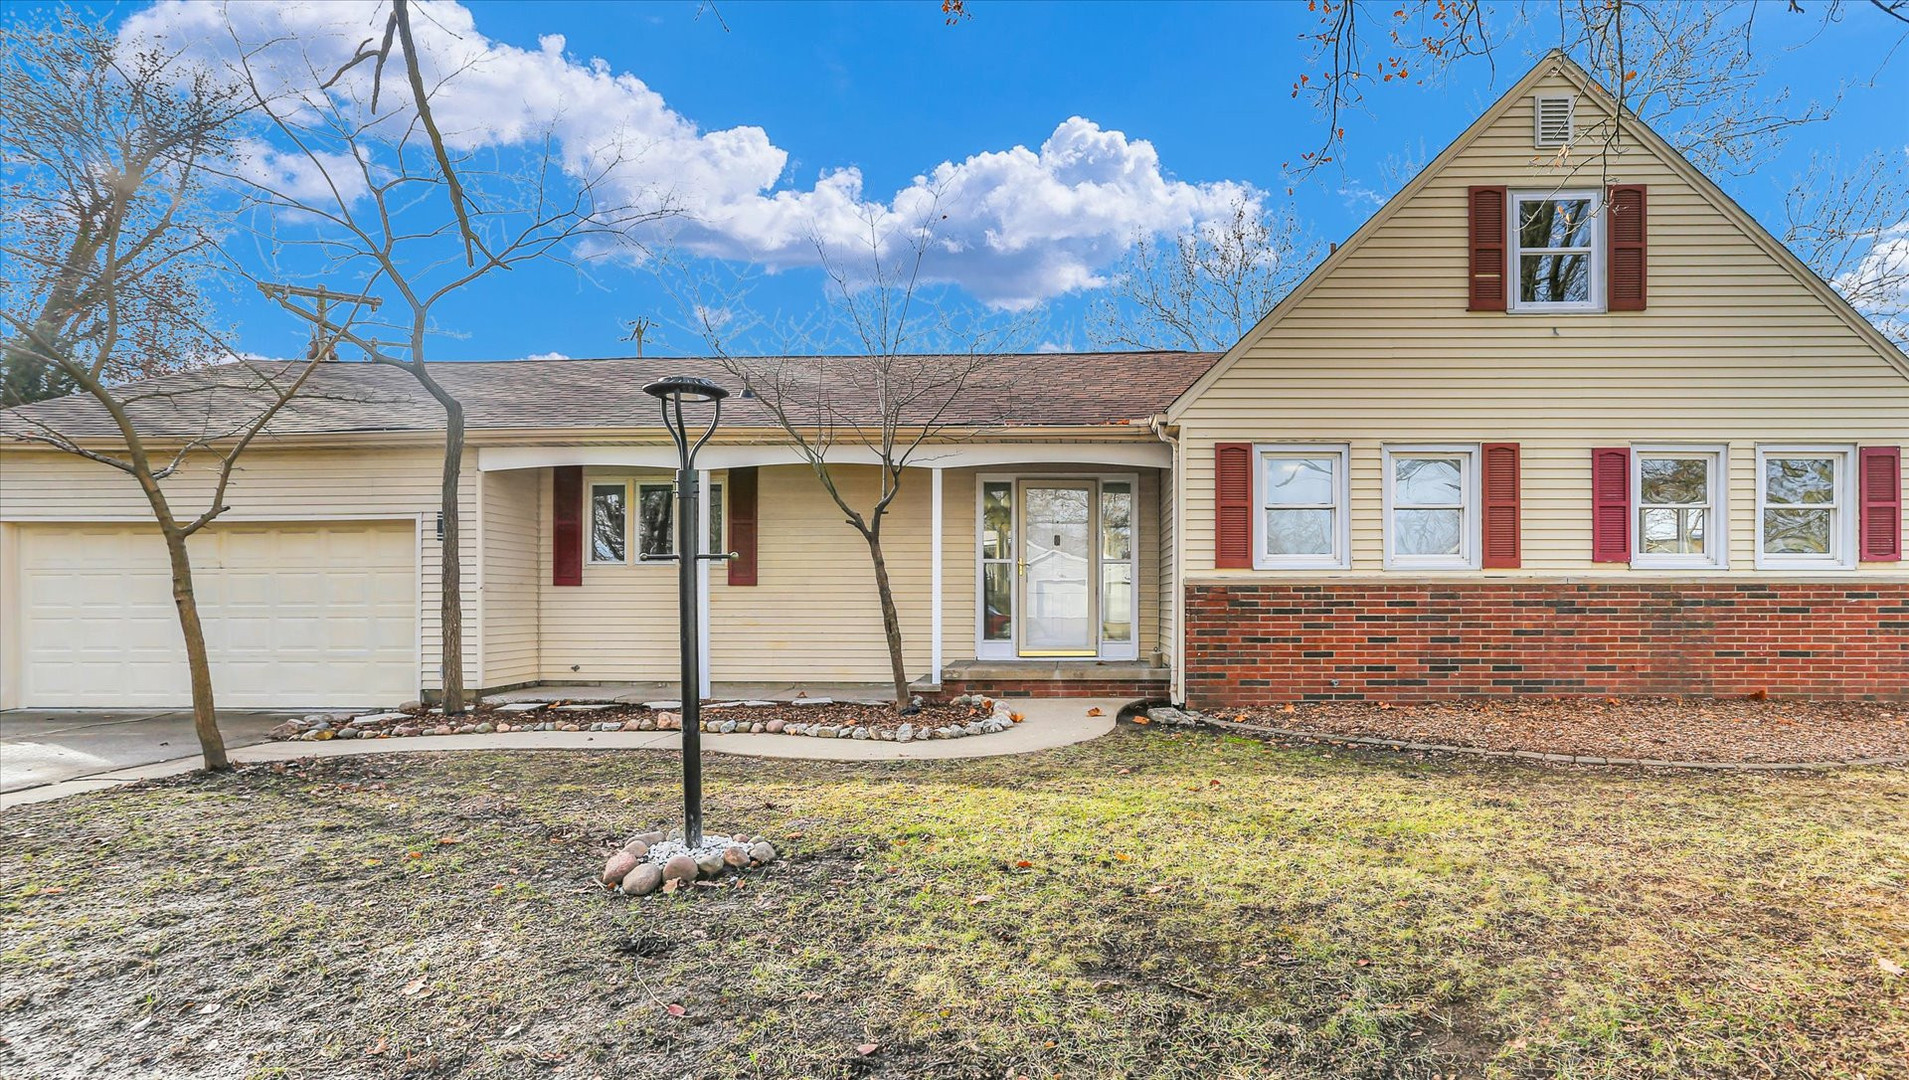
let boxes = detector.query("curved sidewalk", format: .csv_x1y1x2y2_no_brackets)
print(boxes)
0,698,1123,809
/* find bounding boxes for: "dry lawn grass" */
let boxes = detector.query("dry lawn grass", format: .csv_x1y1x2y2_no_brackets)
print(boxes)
1,730,1905,1079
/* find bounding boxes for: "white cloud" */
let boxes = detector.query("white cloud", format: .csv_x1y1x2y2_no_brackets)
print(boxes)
517,351,572,362
1834,220,1909,347
119,0,1256,309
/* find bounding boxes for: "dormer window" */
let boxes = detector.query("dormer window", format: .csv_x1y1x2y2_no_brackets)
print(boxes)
1509,189,1603,313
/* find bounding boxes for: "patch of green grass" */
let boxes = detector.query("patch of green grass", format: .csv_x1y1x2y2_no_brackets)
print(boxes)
1,732,1905,1079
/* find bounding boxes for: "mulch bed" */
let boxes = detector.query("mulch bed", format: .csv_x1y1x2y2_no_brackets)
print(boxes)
1229,697,1909,764
271,698,998,741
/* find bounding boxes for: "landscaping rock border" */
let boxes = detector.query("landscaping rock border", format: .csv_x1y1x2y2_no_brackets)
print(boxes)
1189,711,1909,772
269,694,1027,745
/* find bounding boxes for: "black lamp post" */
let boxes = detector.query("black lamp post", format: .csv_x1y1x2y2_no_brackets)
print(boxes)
641,374,730,848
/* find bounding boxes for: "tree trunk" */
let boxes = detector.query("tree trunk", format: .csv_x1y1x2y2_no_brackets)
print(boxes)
437,400,466,712
161,525,229,771
863,528,912,709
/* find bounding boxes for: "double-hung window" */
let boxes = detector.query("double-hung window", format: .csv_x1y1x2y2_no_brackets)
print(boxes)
588,482,627,564
637,481,725,560
1509,189,1601,312
1757,446,1855,569
1632,447,1724,568
1384,445,1479,569
1255,445,1349,569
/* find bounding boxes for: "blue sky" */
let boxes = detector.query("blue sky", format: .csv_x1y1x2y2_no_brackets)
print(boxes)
77,1,1909,360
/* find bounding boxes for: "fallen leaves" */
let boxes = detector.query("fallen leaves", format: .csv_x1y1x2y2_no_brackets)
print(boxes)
665,1003,686,1017
1881,957,1906,977
401,978,428,997
967,894,994,906
1086,706,1104,717
855,1042,879,1055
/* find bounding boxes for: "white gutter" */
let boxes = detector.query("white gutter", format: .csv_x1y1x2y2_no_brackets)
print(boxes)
1148,413,1186,706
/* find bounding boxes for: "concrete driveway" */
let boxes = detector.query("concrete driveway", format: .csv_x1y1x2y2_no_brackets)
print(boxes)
0,710,295,795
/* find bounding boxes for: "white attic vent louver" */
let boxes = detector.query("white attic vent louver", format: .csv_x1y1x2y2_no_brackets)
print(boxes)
1533,94,1575,148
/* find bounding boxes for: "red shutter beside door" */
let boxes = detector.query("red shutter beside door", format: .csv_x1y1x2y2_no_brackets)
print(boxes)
552,465,583,586
727,466,760,584
1607,184,1648,311
1590,447,1631,563
1481,442,1522,568
1860,446,1903,562
1215,443,1253,569
1468,185,1508,312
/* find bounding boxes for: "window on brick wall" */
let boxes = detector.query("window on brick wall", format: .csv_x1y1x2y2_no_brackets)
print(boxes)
1384,445,1479,570
1255,445,1350,569
1631,446,1725,569
1757,445,1856,570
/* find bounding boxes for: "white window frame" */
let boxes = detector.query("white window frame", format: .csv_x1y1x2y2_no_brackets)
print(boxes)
586,480,629,565
1630,445,1727,570
1507,188,1604,314
1383,444,1480,570
1755,445,1856,571
1253,444,1350,570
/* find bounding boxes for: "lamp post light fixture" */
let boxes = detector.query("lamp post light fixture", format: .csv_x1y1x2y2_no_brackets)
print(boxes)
640,375,732,848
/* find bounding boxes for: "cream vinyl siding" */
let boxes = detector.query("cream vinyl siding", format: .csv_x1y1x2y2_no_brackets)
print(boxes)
0,443,477,693
531,461,1162,685
537,466,683,681
479,468,541,687
1171,65,1909,580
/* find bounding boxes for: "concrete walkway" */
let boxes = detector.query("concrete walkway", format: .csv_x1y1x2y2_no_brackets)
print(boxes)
0,698,1123,810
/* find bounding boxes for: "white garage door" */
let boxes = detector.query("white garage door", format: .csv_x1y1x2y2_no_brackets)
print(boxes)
15,521,416,709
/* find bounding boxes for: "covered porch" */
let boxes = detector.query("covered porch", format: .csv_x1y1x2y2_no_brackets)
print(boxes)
470,440,1174,700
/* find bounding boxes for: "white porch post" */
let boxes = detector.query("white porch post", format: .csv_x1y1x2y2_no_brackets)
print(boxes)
930,466,943,685
698,471,712,700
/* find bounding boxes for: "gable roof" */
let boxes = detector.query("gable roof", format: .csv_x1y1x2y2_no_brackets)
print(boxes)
1,351,1220,442
1166,50,1909,421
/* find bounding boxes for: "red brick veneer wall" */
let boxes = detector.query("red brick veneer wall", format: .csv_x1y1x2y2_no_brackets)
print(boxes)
937,679,1168,701
1185,581,1909,706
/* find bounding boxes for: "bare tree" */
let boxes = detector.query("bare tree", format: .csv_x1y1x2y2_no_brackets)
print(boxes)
0,12,363,769
1089,200,1322,351
1286,1,1906,178
214,15,677,712
1280,1,1909,340
1782,149,1909,347
670,204,1031,707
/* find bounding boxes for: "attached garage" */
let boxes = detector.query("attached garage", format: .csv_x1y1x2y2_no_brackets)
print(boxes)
10,521,417,709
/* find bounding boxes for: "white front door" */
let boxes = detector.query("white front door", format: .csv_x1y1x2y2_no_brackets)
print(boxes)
1018,482,1096,656
975,476,1138,661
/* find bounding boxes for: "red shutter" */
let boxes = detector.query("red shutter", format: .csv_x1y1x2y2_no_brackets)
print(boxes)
552,465,583,586
1590,447,1631,563
1860,446,1902,562
1607,184,1648,311
1467,185,1508,312
1215,442,1253,569
727,466,760,584
1481,442,1522,568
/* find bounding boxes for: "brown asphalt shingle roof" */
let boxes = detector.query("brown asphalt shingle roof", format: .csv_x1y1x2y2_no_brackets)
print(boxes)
0,352,1220,441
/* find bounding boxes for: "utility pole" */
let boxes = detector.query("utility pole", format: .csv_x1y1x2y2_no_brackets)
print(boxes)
258,283,383,360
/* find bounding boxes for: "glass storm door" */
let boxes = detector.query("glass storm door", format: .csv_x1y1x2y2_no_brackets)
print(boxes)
1018,482,1096,656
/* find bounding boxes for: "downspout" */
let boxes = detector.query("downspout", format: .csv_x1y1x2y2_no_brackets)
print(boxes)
1148,413,1186,707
